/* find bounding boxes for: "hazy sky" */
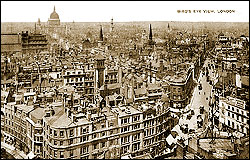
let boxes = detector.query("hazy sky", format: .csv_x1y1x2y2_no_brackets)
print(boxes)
1,1,249,22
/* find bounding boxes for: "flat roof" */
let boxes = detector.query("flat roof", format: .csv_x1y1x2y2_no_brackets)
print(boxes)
199,138,234,153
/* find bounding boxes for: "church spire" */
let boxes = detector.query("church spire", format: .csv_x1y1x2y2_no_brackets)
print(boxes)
38,18,41,25
54,5,56,12
149,24,152,41
110,17,114,32
99,25,103,41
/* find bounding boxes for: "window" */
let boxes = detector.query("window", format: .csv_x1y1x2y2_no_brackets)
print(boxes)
54,150,57,158
82,136,88,142
54,130,57,137
232,114,234,119
101,142,106,148
70,150,74,157
60,131,64,137
102,132,105,137
110,140,113,146
133,133,140,141
54,140,57,145
232,107,234,111
228,112,230,117
69,139,73,145
70,129,74,137
81,127,88,134
133,143,140,151
92,133,96,139
228,120,230,126
110,129,113,135
60,141,63,146
109,122,114,127
93,143,98,150
228,106,230,110
60,151,64,158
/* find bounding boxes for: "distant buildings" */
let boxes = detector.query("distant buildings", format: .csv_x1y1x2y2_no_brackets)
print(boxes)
36,6,66,40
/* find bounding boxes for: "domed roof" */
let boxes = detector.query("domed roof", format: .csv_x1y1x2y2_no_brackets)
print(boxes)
50,6,59,19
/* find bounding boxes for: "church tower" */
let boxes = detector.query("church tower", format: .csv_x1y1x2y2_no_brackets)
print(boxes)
98,25,104,47
95,54,105,89
148,24,154,46
149,24,152,41
167,23,172,33
110,17,114,32
37,18,41,26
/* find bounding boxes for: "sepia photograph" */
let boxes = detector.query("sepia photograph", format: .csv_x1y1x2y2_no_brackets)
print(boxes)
1,1,249,159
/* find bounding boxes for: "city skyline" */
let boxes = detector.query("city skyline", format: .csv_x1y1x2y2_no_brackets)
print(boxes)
1,1,249,23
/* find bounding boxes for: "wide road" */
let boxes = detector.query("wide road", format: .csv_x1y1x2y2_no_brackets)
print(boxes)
179,57,216,132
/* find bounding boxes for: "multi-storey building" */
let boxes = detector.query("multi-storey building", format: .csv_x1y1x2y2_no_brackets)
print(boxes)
62,69,85,93
218,96,249,135
2,100,34,154
104,66,122,84
21,31,48,56
164,67,194,109
1,33,22,55
147,83,162,104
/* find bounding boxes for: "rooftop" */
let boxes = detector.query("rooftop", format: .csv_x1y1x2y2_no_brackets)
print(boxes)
135,87,147,95
30,107,46,122
16,104,34,113
198,138,234,154
116,105,142,117
100,83,122,90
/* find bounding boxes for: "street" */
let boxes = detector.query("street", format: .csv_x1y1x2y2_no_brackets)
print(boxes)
179,58,215,131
